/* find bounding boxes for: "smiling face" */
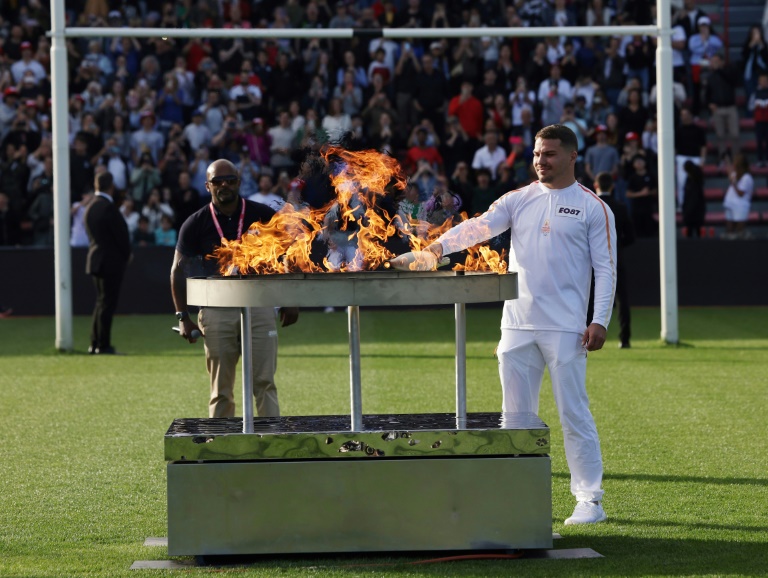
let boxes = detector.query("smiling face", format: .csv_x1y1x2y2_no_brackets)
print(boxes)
533,138,577,189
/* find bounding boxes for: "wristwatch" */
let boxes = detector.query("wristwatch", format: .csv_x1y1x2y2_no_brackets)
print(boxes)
175,311,189,321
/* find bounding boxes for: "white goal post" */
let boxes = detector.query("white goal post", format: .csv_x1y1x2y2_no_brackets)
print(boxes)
48,0,678,350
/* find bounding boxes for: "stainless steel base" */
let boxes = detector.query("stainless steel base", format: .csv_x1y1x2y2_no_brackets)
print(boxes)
167,455,552,555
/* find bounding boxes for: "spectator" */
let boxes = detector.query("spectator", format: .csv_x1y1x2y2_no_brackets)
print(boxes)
449,161,474,213
625,154,657,237
722,154,754,239
0,191,22,246
470,167,496,215
133,215,155,246
130,152,163,206
154,213,178,247
538,64,572,126
704,53,740,164
584,125,620,183
688,16,724,115
0,88,20,140
441,115,474,178
617,88,649,140
182,108,213,152
505,136,533,186
410,158,438,202
560,102,589,176
422,175,462,228
742,25,768,101
450,37,481,91
404,125,443,175
333,70,364,116
448,81,484,141
623,34,653,92
155,75,185,134
595,37,626,108
673,0,708,42
249,174,285,212
27,156,54,246
11,41,46,85
412,53,448,137
120,195,140,239
130,110,165,165
322,97,352,142
396,182,424,233
69,135,93,204
232,142,258,195
229,64,263,122
141,187,175,233
589,172,634,348
496,43,517,95
472,129,506,181
682,161,706,237
369,110,400,155
749,72,768,167
172,171,201,229
586,0,615,27
101,142,129,194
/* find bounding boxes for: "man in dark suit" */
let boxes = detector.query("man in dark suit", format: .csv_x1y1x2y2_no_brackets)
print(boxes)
588,172,635,348
85,171,132,354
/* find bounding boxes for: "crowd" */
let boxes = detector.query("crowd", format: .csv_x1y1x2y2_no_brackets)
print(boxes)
0,0,764,248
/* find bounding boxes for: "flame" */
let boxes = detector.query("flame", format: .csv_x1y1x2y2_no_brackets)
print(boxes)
211,146,508,275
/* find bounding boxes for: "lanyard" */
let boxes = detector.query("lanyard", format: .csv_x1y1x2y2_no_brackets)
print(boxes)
209,198,246,241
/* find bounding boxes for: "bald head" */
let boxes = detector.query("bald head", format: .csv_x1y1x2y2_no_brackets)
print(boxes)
207,159,238,181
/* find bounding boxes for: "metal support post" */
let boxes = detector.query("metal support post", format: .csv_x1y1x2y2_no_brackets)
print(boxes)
348,305,363,431
455,303,467,425
241,307,254,433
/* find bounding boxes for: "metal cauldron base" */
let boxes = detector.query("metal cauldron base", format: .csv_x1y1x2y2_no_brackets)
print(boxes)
166,412,552,556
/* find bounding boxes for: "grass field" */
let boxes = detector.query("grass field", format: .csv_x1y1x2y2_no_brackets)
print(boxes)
1,307,767,577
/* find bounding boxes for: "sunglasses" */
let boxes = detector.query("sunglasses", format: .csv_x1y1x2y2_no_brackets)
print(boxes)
208,175,239,185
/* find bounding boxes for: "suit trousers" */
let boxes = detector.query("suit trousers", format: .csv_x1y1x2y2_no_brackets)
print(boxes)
198,306,279,418
498,329,604,502
90,270,124,350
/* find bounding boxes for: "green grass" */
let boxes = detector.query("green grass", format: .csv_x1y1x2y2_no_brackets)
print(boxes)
1,307,767,577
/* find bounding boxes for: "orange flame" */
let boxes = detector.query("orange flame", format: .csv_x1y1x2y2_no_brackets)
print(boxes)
212,147,508,275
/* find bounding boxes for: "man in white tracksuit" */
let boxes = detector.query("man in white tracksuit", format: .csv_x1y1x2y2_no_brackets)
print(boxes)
391,124,617,525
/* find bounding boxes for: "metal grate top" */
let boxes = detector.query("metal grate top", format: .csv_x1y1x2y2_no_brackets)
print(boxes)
164,413,550,462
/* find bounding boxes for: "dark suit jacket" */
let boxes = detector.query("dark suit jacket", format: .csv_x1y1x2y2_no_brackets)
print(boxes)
85,194,131,276
598,193,635,261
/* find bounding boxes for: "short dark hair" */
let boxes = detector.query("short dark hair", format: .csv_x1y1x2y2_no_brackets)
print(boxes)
95,171,113,192
595,172,614,194
535,124,578,152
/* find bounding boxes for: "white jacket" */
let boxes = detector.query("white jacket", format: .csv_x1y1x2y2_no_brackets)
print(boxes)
437,180,617,334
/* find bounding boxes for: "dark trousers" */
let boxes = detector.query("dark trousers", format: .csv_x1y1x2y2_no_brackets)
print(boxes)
755,121,768,163
587,263,631,345
90,271,124,349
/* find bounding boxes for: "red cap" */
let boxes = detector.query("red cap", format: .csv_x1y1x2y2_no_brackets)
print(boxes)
595,124,608,133
3,87,19,97
625,131,640,142
508,136,523,145
25,100,37,108
21,41,32,50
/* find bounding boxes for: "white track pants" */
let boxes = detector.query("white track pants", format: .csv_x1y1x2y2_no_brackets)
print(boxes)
498,329,604,502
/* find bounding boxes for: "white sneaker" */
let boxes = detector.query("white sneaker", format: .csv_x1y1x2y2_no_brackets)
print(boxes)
564,501,607,525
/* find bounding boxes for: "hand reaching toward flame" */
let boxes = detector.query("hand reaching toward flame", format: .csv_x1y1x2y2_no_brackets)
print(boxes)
388,250,448,271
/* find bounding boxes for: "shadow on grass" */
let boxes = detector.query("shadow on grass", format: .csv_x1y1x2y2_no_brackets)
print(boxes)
163,535,768,576
553,471,768,487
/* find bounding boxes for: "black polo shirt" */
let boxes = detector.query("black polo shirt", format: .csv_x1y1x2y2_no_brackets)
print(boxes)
177,197,276,276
